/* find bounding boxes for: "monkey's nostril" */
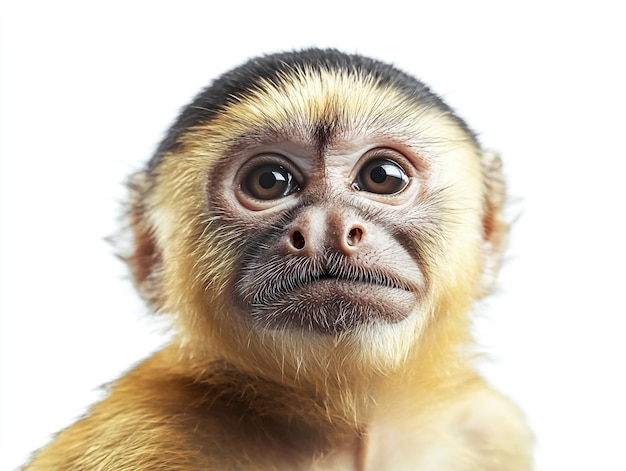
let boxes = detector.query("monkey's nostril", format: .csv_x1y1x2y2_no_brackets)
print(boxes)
291,230,306,250
347,226,364,247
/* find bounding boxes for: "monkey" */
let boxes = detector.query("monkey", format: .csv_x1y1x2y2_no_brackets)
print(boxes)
23,48,533,470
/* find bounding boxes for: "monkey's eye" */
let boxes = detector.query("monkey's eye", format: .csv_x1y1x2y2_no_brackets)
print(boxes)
243,164,300,200
355,158,409,194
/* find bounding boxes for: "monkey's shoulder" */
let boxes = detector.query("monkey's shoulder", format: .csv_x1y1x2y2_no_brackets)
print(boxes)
25,351,532,471
24,350,325,471
376,385,533,470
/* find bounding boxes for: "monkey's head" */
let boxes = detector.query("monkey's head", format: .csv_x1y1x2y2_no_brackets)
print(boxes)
126,49,507,384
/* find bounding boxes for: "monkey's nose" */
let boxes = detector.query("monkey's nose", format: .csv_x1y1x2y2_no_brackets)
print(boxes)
286,223,366,255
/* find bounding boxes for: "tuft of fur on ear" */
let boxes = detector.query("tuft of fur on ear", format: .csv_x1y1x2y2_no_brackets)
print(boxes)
126,171,164,311
478,151,509,297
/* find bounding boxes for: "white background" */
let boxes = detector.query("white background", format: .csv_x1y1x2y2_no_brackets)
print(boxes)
2,2,625,470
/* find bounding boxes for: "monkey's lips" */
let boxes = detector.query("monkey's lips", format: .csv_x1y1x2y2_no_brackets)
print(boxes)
243,271,418,333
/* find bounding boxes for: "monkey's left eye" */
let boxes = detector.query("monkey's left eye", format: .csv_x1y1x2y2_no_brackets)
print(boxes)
242,164,300,200
355,158,409,195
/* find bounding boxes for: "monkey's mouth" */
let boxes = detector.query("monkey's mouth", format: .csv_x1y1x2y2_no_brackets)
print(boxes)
238,259,419,333
250,266,412,304
298,269,410,291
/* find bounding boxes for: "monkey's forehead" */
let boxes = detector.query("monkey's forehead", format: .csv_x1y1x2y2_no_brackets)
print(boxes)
149,49,477,169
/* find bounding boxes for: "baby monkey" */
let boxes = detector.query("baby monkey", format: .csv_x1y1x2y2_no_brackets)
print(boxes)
25,49,532,470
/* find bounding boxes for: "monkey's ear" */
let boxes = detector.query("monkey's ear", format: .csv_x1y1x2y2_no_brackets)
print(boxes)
126,171,164,311
478,151,509,297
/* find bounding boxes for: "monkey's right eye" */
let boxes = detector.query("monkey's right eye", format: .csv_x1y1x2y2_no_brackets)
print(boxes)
242,164,300,200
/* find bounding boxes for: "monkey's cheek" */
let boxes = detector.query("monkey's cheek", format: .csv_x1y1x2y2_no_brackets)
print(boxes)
249,282,417,334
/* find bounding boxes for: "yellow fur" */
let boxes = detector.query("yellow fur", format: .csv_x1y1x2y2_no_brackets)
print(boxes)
24,55,532,470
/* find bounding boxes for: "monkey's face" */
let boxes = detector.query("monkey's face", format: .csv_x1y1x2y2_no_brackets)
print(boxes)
131,51,506,371
218,140,426,334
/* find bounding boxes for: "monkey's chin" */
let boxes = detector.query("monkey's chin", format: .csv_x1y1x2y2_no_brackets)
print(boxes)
249,280,417,334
